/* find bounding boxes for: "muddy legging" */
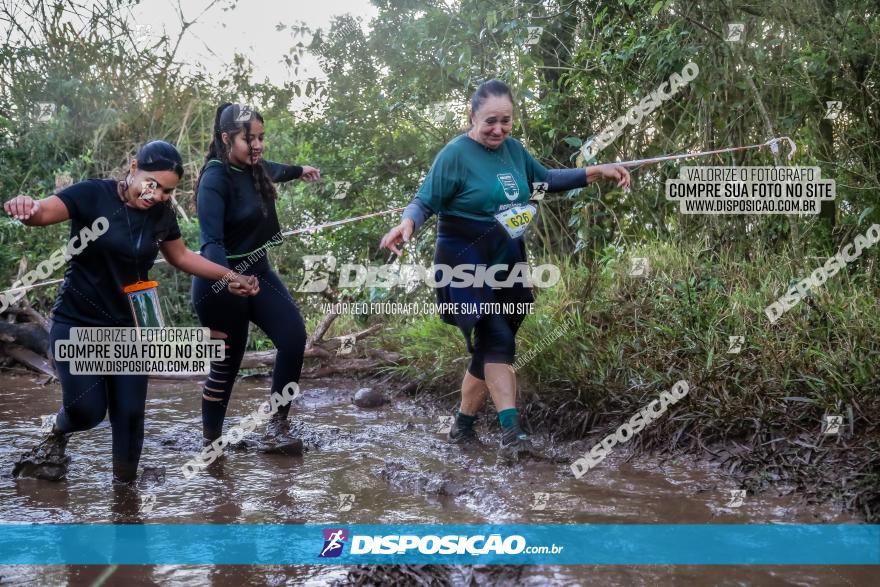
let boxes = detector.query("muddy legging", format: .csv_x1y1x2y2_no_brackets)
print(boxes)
466,313,519,380
49,320,149,482
192,256,307,442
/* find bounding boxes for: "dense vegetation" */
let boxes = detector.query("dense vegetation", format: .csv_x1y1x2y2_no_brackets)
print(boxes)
1,0,877,519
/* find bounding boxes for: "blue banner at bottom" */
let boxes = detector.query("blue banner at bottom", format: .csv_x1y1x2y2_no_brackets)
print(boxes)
0,524,877,565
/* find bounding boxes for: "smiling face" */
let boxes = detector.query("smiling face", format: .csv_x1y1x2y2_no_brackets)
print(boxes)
223,119,265,167
469,94,514,150
125,160,180,210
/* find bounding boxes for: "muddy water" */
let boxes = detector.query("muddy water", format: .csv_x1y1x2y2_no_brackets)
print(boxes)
0,372,873,586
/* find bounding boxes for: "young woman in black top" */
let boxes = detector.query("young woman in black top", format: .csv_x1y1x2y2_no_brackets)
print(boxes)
5,141,258,483
192,103,320,454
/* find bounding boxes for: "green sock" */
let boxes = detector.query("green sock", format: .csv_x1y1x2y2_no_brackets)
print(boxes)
456,412,477,429
498,408,519,432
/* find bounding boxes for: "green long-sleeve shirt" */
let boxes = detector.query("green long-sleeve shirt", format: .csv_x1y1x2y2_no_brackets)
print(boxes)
415,134,548,221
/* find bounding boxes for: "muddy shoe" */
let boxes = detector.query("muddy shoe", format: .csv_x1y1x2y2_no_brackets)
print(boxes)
255,414,304,456
447,423,480,446
198,437,237,471
497,432,536,462
138,466,166,487
12,431,72,481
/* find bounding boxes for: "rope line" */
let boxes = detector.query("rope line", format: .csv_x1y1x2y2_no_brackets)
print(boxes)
1,136,796,296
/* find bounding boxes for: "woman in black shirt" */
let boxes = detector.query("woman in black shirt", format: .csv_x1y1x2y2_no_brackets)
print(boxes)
5,141,257,483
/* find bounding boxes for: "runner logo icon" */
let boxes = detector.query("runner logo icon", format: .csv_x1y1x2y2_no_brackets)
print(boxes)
319,528,349,558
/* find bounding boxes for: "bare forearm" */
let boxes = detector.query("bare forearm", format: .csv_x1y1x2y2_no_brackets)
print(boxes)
21,211,46,226
169,250,231,281
12,196,68,226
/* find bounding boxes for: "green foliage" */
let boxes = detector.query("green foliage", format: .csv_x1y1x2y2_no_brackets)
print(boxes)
1,0,878,514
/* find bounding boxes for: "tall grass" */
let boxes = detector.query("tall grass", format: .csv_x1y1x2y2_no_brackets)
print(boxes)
383,241,880,520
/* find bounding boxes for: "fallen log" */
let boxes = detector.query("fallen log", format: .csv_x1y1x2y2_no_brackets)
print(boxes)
0,255,51,357
0,321,49,355
237,347,401,371
3,344,56,379
309,309,338,346
3,305,50,331
302,357,398,378
320,324,384,350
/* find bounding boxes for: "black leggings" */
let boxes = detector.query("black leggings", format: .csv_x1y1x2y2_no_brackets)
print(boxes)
467,313,518,380
49,320,149,482
192,258,307,441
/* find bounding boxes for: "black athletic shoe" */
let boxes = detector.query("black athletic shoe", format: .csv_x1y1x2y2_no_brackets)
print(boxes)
12,431,72,481
497,431,535,461
256,414,304,456
447,422,480,445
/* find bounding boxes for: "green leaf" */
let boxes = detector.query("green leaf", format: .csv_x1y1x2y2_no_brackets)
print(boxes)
563,136,583,147
651,1,664,17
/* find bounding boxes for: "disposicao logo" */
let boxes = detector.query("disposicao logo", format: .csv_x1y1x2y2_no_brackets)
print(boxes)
319,528,348,558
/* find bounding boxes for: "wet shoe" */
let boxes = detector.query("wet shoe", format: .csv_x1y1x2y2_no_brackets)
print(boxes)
256,414,304,456
204,436,237,455
138,466,166,487
12,431,72,481
447,423,480,445
497,432,536,462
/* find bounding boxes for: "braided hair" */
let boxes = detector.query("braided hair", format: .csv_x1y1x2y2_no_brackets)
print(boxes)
195,103,277,214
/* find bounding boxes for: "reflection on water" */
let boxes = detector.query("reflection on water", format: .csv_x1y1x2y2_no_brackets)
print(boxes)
0,372,872,585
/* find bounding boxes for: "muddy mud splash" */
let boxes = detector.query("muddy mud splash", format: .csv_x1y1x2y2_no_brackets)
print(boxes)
0,372,873,585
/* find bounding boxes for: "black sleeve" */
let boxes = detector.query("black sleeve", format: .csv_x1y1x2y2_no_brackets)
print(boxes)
262,160,304,183
154,203,181,243
54,179,102,223
545,168,589,192
196,166,231,268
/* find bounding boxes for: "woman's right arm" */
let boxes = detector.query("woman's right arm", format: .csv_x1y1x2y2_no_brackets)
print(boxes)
380,148,459,255
379,198,433,255
196,169,231,268
197,167,256,295
3,195,70,226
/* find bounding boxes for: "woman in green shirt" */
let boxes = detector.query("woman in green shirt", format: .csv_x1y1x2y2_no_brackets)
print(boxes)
380,80,630,459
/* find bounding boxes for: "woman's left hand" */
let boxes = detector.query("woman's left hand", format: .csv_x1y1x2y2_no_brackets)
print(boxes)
228,274,260,297
588,164,631,190
300,166,321,182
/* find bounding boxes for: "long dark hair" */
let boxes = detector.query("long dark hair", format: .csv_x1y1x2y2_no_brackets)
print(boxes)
469,79,515,128
195,103,277,212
